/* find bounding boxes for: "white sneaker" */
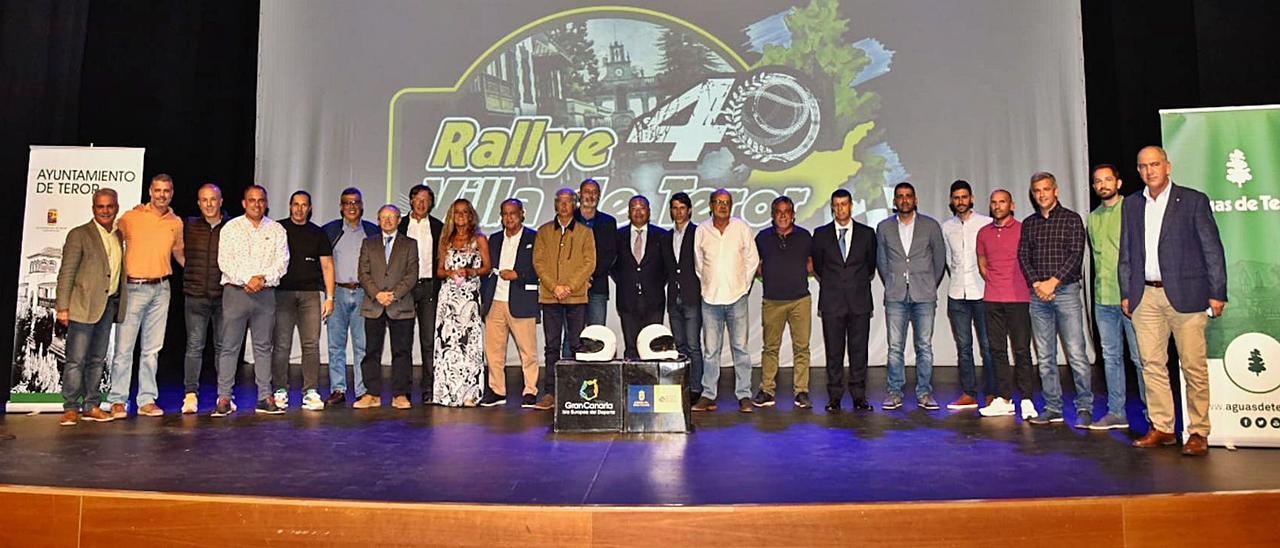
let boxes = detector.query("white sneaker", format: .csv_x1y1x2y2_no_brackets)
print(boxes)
274,389,289,409
979,397,1015,417
181,392,198,414
302,390,325,411
1020,399,1038,420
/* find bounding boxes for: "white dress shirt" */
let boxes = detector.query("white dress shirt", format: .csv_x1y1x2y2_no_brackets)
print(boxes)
218,215,290,287
942,212,993,299
406,215,434,279
1143,183,1172,281
672,221,691,259
898,214,917,255
494,229,521,303
693,217,759,305
631,223,648,263
834,219,853,261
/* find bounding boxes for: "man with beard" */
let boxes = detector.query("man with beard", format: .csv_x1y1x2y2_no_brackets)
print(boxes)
1087,164,1145,430
574,178,617,328
876,182,946,410
270,190,335,411
941,180,995,410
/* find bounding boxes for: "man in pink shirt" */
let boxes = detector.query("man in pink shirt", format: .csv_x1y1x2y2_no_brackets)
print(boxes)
975,189,1037,420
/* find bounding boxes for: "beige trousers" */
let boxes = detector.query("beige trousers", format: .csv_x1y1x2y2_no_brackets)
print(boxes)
1132,286,1210,436
484,301,540,397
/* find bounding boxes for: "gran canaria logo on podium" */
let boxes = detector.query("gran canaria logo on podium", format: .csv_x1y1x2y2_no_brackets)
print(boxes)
579,378,600,401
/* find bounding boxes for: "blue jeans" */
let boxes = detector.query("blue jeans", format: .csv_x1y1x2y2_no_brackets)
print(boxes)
326,286,366,397
108,280,171,407
1094,303,1145,418
947,298,996,397
886,298,937,397
183,296,222,393
700,295,752,401
63,296,118,411
563,292,608,356
668,299,704,395
1029,282,1093,414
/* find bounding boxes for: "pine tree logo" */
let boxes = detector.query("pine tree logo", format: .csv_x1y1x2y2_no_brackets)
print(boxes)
1249,348,1267,376
1226,148,1253,189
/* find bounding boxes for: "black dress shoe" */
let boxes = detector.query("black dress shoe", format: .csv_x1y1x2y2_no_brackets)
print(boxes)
325,391,346,406
825,400,842,412
852,399,873,411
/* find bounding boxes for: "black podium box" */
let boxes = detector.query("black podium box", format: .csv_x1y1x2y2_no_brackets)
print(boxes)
555,358,692,434
622,359,692,433
554,360,624,432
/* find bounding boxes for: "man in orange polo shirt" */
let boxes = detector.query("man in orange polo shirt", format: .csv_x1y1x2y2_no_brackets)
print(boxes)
105,173,185,418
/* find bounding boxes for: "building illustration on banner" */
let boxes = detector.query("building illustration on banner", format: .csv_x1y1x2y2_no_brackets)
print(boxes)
390,1,907,231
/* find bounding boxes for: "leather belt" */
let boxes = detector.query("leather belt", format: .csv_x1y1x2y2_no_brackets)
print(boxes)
417,278,434,284
224,283,244,290
127,276,168,284
1144,280,1164,288
336,282,360,289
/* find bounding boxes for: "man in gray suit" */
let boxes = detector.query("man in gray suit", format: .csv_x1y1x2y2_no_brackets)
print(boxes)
876,182,947,410
55,188,128,425
354,205,419,410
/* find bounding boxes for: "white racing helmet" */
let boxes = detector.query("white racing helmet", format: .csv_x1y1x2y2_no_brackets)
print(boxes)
575,325,617,362
637,324,679,361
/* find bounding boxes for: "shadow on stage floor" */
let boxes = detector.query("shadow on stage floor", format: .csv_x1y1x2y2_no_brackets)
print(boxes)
2,365,1276,506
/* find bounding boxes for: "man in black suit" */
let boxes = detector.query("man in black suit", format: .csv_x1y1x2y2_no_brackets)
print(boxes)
612,195,669,359
397,184,444,403
811,189,878,411
478,199,542,408
661,192,703,398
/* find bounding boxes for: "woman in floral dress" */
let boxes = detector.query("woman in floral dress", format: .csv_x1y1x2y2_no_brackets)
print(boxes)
432,199,492,406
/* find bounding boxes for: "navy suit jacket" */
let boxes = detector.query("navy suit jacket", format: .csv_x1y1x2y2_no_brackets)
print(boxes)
812,221,878,316
480,227,540,318
1118,183,1227,313
612,224,669,316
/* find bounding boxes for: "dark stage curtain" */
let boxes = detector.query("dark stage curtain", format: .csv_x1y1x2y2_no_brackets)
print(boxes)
0,0,258,404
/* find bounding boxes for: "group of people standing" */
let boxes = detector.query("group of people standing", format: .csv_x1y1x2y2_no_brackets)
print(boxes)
52,146,1225,455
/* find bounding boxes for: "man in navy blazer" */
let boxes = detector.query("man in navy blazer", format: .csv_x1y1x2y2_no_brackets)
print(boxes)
811,189,878,412
661,192,703,399
612,195,669,359
1121,146,1227,456
478,199,542,408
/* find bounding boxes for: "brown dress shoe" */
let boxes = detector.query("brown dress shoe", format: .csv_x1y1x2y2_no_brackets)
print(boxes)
1132,429,1177,448
110,403,127,419
59,410,80,426
738,398,754,413
533,394,555,410
325,390,346,406
690,396,717,412
138,403,164,417
81,408,115,422
352,394,381,409
1181,433,1209,456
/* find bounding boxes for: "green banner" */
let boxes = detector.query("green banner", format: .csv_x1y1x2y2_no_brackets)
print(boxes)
1161,107,1280,357
1162,106,1280,446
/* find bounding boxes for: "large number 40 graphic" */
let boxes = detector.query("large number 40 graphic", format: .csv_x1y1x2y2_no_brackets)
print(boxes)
626,68,825,170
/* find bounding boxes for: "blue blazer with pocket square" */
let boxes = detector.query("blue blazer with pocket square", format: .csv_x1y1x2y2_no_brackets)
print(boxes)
480,227,540,318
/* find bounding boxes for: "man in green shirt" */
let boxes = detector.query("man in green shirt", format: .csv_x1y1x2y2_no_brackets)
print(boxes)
1087,164,1146,430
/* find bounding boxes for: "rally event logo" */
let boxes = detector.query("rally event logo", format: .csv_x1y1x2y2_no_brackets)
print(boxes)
389,1,906,229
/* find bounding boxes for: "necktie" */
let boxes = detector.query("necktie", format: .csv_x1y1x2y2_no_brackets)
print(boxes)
838,227,848,260
633,229,644,263
384,235,393,263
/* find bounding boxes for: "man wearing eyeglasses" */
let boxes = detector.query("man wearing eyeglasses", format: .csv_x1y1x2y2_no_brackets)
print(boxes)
690,189,760,414
321,187,380,406
752,196,814,409
611,195,668,359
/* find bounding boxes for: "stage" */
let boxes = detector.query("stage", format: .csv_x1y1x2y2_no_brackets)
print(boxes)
2,366,1279,545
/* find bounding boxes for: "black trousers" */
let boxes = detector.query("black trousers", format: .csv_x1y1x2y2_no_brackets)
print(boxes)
985,301,1036,400
823,310,871,401
542,303,586,394
361,312,415,397
619,307,664,359
412,279,438,396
